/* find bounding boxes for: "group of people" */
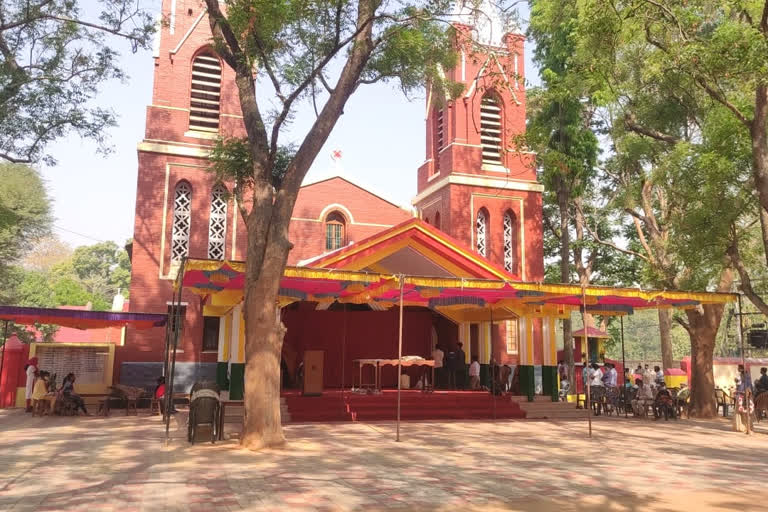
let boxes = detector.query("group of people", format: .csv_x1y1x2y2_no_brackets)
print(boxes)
24,357,89,416
431,342,466,389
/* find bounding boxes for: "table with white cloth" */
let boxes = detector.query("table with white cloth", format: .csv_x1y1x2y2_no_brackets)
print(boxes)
353,358,435,393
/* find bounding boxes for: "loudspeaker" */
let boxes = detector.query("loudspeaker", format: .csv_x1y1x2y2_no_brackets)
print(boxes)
303,350,324,396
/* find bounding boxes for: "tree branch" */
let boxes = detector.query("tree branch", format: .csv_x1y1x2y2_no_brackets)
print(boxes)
576,203,649,261
624,112,680,143
695,77,751,128
761,0,768,34
727,233,768,317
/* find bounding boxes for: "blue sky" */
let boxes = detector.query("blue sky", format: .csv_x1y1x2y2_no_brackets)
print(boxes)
42,3,538,248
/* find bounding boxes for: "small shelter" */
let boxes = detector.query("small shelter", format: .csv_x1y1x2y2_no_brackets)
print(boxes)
571,326,611,365
0,306,167,407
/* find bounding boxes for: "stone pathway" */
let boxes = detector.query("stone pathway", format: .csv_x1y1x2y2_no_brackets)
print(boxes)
1,409,767,511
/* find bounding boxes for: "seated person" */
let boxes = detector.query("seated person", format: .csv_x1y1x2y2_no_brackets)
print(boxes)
653,383,675,420
31,371,55,415
60,373,89,415
631,379,654,416
755,367,768,395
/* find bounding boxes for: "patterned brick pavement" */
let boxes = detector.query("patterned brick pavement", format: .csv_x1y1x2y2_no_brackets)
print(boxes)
1,408,767,511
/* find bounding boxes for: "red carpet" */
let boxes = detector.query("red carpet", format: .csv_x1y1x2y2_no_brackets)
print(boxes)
282,390,527,422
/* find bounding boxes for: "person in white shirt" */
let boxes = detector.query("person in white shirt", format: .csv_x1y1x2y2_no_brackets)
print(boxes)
588,363,605,415
469,355,481,390
608,363,618,387
432,344,444,389
632,378,655,416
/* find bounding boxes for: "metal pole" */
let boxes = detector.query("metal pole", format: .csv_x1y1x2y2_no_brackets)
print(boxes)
165,258,186,447
396,275,404,442
737,294,751,435
621,315,627,418
582,286,592,438
490,307,496,420
341,303,347,397
0,320,9,405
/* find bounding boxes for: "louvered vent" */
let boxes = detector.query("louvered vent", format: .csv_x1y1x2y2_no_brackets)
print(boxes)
189,53,221,132
480,95,502,164
437,109,444,149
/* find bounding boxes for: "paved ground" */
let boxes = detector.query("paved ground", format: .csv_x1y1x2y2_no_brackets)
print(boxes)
1,409,767,511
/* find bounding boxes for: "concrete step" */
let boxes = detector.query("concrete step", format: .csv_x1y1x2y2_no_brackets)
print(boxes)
509,395,556,403
518,400,586,420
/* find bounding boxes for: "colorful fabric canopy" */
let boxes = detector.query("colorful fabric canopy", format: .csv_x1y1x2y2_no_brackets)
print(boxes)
180,259,737,314
0,306,167,330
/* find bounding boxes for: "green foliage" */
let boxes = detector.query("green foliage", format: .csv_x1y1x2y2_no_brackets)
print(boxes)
209,138,296,191
603,310,690,362
0,0,156,164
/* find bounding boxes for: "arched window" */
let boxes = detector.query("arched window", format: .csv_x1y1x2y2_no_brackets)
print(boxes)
171,182,192,262
476,208,488,257
325,211,346,251
434,211,441,230
480,94,502,165
208,184,228,260
425,216,430,225
503,210,517,273
431,107,444,175
189,52,222,132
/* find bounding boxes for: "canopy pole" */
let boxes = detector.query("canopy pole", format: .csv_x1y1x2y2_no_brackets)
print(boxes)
737,294,751,435
582,285,592,438
341,302,347,398
620,315,627,418
396,275,404,442
0,320,9,404
490,307,496,420
165,258,187,447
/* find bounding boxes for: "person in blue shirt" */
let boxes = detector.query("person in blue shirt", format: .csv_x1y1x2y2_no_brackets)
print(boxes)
737,364,753,393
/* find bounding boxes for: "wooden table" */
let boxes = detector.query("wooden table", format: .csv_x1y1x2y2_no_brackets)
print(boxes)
353,359,435,392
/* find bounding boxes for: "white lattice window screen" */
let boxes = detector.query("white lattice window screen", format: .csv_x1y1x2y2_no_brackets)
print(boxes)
437,109,444,150
476,209,487,257
171,182,191,262
481,95,502,164
505,319,518,353
189,53,222,132
36,346,107,385
208,184,227,260
503,212,514,272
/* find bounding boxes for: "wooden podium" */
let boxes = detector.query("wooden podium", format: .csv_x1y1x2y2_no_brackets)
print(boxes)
302,350,324,396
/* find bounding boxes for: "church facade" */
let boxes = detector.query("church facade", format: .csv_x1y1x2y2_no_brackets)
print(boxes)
120,0,547,396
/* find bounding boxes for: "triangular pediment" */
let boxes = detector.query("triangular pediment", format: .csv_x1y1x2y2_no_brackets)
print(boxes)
305,218,519,281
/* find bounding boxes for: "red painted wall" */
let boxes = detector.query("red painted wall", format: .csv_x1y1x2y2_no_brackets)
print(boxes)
282,306,434,388
0,337,29,408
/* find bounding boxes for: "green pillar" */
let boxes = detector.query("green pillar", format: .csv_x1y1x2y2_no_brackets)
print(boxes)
216,361,230,391
229,363,245,400
542,365,558,402
518,365,535,402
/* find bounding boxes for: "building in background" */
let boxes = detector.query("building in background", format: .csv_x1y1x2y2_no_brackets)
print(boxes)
121,0,547,397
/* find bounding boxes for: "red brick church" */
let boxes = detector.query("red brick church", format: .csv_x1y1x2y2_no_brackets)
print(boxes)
119,0,546,397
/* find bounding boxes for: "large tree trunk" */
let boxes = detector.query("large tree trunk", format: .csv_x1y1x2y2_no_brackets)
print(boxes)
658,309,674,370
752,84,768,267
557,183,573,383
240,202,293,450
685,270,733,418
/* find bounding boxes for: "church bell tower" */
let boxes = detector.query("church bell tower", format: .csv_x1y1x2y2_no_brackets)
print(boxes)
412,1,543,282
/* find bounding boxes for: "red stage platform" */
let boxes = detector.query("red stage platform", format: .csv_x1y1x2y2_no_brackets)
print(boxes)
282,390,527,423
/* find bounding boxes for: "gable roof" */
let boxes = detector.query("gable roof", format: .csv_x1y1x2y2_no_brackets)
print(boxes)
300,175,410,213
305,218,519,281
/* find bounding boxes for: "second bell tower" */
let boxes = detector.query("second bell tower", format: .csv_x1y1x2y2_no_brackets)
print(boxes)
412,2,543,282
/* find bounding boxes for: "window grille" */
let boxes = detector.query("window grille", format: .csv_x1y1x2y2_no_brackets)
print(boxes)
171,182,191,262
189,53,222,132
36,345,107,385
476,209,487,257
202,316,220,352
503,211,515,272
208,184,227,260
436,109,444,150
325,212,345,251
505,319,518,353
481,95,502,164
